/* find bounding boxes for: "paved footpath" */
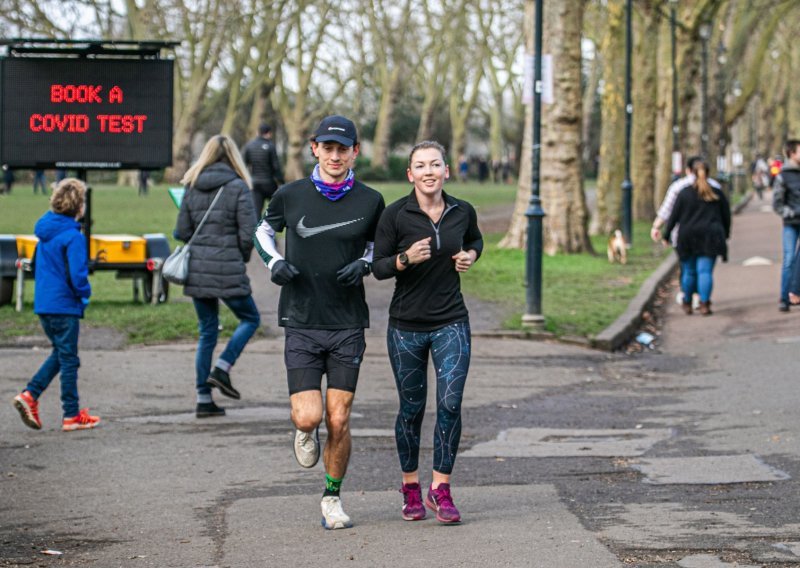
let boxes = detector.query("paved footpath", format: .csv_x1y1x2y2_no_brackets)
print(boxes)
2,194,800,567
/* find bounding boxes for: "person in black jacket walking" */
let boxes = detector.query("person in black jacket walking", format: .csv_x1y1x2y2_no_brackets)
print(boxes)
373,140,483,524
664,159,731,316
772,139,800,312
242,123,285,217
175,135,260,417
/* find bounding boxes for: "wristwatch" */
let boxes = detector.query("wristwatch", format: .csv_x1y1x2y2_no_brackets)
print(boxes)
398,252,410,267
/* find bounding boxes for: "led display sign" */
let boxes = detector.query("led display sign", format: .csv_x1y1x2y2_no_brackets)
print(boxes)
0,57,173,168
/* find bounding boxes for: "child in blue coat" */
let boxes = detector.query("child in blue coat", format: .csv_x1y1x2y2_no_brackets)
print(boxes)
12,178,100,431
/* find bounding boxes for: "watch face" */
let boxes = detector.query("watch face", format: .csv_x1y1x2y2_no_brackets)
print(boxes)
399,252,409,265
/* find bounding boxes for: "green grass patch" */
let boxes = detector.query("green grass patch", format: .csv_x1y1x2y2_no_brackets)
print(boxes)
0,182,667,344
462,222,670,338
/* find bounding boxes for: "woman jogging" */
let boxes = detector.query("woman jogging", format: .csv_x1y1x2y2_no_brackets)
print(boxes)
372,140,483,524
175,135,260,417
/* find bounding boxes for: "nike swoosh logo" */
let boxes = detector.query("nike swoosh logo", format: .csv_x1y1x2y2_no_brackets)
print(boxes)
296,216,364,238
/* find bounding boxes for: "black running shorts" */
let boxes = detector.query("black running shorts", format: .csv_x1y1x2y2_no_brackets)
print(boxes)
284,328,366,394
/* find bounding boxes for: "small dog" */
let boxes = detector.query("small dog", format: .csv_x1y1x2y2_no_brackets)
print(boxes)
607,229,627,264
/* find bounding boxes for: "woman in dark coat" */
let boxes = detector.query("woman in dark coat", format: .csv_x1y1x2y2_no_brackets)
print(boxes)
664,159,731,316
175,135,260,417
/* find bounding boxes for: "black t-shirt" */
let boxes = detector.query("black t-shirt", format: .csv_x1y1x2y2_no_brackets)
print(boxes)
265,178,385,329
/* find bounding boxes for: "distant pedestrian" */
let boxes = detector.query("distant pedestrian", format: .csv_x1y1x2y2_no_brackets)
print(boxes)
12,178,100,432
138,170,149,196
174,135,260,417
3,166,14,194
769,155,783,187
457,154,468,183
242,123,285,217
55,169,67,183
751,155,769,200
33,169,47,195
373,140,483,524
772,139,800,312
253,115,385,530
651,156,722,308
664,159,731,316
477,157,489,183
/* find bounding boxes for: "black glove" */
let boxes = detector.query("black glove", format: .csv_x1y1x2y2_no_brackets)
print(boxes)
271,260,300,286
336,260,371,287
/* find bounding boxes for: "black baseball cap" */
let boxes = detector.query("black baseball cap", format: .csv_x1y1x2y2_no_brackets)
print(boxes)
313,115,357,147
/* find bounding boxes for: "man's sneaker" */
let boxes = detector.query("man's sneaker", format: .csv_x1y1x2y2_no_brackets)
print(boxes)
425,483,461,524
779,301,790,312
62,409,100,431
13,391,41,430
196,401,226,418
206,367,241,400
320,496,353,530
401,483,426,521
293,427,320,468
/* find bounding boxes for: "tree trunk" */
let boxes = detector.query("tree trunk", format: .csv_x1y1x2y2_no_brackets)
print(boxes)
498,0,535,250
631,2,659,221
653,10,674,209
371,69,401,170
581,51,601,174
594,0,626,235
540,0,592,254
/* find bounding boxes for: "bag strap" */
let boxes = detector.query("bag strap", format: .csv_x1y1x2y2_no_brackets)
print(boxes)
187,185,225,246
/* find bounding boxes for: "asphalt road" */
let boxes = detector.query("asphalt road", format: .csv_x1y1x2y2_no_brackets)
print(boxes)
1,194,799,568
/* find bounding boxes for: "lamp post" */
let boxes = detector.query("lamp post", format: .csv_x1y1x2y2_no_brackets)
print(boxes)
620,0,633,245
522,0,545,329
670,0,681,180
699,22,711,158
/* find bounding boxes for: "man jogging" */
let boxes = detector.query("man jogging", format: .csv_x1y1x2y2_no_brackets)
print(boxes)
243,123,285,216
253,115,385,529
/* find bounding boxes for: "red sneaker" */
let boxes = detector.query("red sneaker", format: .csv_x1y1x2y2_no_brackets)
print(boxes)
62,408,100,431
13,391,42,430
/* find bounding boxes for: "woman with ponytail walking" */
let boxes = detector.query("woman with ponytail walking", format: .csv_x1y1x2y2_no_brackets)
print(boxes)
664,159,731,315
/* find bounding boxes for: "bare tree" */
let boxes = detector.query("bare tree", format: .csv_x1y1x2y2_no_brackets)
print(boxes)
447,0,487,165
594,0,626,235
539,0,593,253
271,1,350,180
631,1,659,221
362,0,414,171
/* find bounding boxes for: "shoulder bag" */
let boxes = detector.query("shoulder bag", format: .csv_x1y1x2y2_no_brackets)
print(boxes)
162,186,225,285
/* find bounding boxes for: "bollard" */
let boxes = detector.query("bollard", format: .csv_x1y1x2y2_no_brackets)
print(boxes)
15,258,30,312
147,257,164,305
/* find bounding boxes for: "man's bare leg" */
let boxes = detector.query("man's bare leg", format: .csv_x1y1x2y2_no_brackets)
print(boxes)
323,388,354,479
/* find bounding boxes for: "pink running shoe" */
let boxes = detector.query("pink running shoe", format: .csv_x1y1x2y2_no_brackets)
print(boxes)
425,483,461,523
401,483,426,521
13,391,42,430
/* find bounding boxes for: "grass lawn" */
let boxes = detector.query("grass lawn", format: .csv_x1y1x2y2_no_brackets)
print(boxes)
0,180,668,344
462,222,670,337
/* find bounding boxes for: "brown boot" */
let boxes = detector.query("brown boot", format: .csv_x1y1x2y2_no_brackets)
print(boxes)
698,301,712,316
681,302,693,315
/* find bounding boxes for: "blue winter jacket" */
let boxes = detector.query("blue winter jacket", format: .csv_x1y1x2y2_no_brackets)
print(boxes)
33,211,91,316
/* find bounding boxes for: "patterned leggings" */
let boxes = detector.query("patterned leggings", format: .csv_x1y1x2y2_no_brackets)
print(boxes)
387,322,471,475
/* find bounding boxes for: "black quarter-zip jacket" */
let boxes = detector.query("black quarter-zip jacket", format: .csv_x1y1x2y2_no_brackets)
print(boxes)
372,190,483,331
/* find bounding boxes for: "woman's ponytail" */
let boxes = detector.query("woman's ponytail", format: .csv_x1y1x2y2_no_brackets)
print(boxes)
693,160,718,202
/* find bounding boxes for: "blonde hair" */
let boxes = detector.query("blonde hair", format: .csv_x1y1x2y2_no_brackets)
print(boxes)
50,178,86,218
180,134,252,188
692,160,718,202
